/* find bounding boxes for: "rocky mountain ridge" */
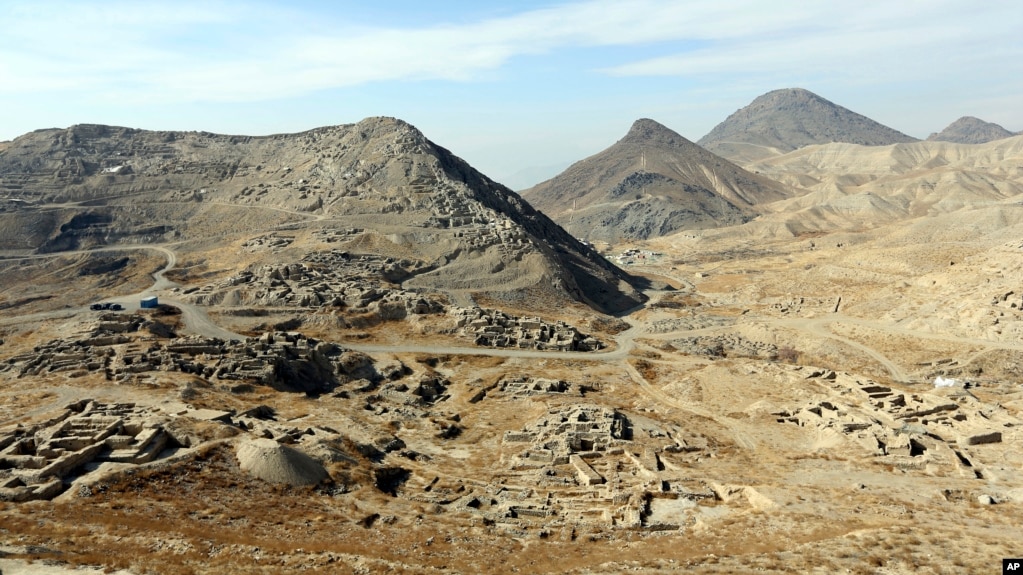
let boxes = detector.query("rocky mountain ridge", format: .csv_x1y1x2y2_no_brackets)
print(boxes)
0,118,645,314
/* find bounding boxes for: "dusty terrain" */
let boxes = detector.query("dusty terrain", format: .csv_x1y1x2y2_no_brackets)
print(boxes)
1,124,1022,574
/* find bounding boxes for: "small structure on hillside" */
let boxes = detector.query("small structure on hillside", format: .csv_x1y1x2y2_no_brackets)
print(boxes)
140,296,159,309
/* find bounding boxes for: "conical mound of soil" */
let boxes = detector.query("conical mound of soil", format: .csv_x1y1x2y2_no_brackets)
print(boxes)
236,438,329,486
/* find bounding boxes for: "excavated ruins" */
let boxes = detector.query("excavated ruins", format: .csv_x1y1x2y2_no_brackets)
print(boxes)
775,369,1015,473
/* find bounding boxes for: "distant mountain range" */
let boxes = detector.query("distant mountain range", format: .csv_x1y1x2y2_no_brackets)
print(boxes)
521,119,793,242
3,88,1018,255
740,134,1023,237
523,87,1022,242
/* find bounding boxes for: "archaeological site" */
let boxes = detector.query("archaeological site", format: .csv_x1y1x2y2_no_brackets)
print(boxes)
1,83,1021,574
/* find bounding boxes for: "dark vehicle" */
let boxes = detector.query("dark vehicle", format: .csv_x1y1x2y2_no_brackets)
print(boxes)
108,303,123,311
90,303,106,311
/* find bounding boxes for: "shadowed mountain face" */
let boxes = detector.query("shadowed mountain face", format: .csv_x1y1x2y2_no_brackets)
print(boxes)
927,116,1016,144
521,119,794,242
698,88,919,162
0,118,645,314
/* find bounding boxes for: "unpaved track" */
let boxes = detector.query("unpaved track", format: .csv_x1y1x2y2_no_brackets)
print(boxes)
622,351,758,450
11,238,1019,426
771,316,909,382
7,242,1021,381
0,244,240,341
636,309,1023,384
0,245,179,326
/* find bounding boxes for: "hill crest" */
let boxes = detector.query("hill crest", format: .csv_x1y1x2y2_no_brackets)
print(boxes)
0,118,645,314
927,116,1016,144
698,88,919,162
521,118,794,242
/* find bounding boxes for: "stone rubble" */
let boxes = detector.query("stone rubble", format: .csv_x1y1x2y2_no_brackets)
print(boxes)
241,233,294,252
453,307,603,351
183,250,444,318
179,248,604,351
669,333,777,359
494,376,578,398
1,318,380,394
436,403,719,530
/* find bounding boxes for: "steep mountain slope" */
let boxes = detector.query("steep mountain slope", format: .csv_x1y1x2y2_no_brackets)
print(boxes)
521,119,794,242
927,116,1016,144
0,119,645,313
698,88,919,163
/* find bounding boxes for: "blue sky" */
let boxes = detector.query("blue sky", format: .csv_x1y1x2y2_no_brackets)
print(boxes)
1,0,1021,187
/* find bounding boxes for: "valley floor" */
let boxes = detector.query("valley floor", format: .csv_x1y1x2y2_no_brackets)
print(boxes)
2,203,1022,575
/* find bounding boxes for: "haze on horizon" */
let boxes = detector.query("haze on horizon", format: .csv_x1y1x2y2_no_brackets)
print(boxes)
1,0,1020,188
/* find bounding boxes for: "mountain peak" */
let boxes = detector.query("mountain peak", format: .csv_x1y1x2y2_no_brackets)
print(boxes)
624,118,671,138
522,119,793,242
0,119,646,314
698,88,918,161
927,116,1015,144
759,87,824,101
620,118,696,148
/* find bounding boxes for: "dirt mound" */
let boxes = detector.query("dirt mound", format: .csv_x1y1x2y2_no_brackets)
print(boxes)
236,438,329,486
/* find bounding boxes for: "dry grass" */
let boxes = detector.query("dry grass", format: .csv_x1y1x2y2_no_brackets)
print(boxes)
632,359,659,381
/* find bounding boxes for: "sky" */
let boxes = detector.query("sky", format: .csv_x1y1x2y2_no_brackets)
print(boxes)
1,0,1021,188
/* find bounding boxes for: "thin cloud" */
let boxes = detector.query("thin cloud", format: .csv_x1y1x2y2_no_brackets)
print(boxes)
0,0,1020,147
602,1,1021,83
0,0,901,103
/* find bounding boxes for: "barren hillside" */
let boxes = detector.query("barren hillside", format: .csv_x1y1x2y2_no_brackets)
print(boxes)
927,116,1017,144
698,88,919,163
739,136,1023,234
0,119,645,314
521,119,794,242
